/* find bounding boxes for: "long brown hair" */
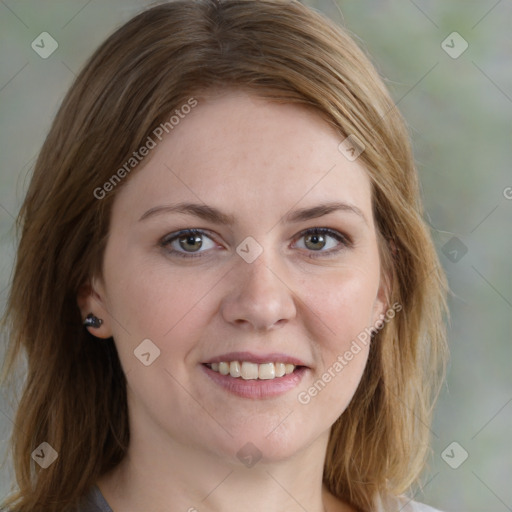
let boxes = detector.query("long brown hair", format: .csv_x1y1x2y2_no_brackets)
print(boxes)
1,1,449,510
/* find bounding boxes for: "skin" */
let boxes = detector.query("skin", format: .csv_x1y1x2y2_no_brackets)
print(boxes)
78,89,389,512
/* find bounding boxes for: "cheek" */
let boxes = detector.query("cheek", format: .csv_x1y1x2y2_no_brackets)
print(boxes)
100,245,228,381
294,270,376,423
104,250,221,341
300,266,380,350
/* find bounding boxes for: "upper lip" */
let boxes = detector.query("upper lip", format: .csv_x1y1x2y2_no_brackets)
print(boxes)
202,351,309,367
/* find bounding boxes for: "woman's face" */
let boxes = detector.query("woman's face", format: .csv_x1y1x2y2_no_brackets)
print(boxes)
82,90,388,464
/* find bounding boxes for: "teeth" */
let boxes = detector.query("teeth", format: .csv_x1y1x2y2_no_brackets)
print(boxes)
230,361,241,378
241,361,259,380
207,361,298,380
258,363,275,380
275,362,286,377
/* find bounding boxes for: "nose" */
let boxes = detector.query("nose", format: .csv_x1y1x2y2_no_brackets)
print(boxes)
220,255,297,332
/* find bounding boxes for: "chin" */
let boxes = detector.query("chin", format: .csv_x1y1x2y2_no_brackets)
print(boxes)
216,424,319,467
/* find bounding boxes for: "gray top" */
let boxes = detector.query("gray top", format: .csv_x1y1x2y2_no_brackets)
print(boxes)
78,485,113,512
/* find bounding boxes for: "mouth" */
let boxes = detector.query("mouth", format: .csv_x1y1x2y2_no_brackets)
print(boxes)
203,361,304,380
200,352,309,399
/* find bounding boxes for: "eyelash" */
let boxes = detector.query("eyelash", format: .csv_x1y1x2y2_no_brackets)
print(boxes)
160,227,352,259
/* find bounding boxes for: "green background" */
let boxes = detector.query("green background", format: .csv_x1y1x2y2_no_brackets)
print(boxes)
1,1,511,510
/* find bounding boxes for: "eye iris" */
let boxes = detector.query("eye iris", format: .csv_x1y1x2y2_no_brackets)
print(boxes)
305,233,325,250
179,234,203,252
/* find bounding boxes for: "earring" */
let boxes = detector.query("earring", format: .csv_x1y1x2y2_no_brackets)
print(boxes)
84,313,103,328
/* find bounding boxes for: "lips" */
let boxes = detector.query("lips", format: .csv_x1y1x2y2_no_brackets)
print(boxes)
201,363,308,399
202,351,309,381
200,351,310,397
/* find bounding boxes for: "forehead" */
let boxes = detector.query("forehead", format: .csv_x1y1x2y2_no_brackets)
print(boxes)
113,90,373,226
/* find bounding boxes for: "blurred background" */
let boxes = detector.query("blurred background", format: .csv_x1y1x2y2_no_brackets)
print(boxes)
0,1,510,511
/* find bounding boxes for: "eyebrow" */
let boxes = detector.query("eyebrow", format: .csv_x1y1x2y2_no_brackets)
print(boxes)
138,200,368,226
284,201,367,226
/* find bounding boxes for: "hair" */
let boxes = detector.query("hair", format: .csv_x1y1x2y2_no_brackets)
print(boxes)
0,1,449,511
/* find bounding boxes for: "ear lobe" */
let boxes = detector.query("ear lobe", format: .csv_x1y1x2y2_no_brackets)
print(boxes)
371,235,396,324
76,279,113,339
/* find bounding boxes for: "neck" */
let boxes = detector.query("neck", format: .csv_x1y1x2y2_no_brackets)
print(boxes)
97,427,341,512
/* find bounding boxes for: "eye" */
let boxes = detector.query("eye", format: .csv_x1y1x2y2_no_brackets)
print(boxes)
161,229,218,258
293,227,351,257
160,227,352,260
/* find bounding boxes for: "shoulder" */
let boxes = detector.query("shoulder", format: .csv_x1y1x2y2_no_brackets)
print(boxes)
396,495,445,512
406,500,445,512
75,485,113,512
375,493,445,512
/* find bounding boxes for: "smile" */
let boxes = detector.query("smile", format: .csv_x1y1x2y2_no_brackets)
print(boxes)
205,361,297,380
201,362,308,399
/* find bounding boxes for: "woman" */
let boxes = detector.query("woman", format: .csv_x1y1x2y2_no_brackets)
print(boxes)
1,1,449,511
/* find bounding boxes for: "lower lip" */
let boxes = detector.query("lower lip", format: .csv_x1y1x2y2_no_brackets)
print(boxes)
200,364,308,399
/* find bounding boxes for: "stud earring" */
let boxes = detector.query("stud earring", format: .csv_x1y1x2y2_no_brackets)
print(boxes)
84,313,103,328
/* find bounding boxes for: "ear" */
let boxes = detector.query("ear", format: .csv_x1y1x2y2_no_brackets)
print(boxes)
371,275,389,327
77,277,113,339
371,248,393,327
